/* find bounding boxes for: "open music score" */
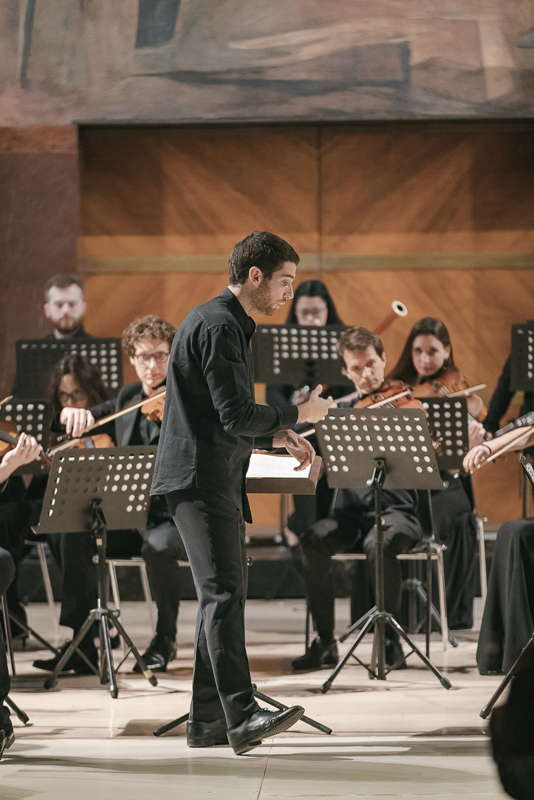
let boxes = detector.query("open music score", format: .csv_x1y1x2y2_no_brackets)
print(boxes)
246,453,323,494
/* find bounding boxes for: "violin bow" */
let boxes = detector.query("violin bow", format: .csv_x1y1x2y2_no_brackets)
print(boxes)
476,424,534,469
300,388,412,439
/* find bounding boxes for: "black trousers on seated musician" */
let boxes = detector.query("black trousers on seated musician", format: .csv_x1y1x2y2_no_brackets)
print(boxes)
0,547,16,704
301,491,422,643
55,497,187,646
477,517,534,675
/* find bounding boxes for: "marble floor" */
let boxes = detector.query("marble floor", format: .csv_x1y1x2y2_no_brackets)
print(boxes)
2,599,510,799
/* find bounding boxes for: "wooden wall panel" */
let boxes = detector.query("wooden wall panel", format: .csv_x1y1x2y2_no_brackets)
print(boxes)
81,127,320,265
81,124,534,528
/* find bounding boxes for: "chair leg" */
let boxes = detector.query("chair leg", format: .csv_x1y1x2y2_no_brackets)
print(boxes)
476,516,488,606
108,562,121,613
139,563,156,630
1,595,16,677
36,542,57,628
436,551,449,652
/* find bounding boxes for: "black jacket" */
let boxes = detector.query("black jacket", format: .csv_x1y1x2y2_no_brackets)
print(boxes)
151,288,298,521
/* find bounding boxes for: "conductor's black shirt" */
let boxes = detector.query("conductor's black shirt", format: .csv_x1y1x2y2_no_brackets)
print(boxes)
150,288,298,521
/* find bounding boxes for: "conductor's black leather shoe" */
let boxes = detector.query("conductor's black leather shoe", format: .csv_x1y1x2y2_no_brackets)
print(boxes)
33,641,97,675
186,719,228,747
133,635,176,673
291,637,338,671
227,706,305,755
0,706,14,761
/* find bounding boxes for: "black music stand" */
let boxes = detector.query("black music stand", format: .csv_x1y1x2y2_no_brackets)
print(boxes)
253,324,351,387
510,321,534,392
0,399,52,474
314,407,451,691
14,338,122,399
35,446,158,698
420,397,468,472
480,455,534,719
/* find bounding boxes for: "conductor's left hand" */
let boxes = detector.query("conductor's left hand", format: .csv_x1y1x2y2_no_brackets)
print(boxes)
273,429,315,471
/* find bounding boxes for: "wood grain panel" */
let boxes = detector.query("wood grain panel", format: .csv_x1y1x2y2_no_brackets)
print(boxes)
321,126,534,255
81,126,320,256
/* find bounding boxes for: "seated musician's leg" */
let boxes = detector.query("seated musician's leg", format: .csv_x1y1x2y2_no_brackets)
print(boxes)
0,547,15,759
363,509,422,668
135,520,186,672
292,518,355,671
33,532,97,674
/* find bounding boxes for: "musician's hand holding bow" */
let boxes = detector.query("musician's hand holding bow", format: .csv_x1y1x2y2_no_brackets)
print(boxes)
0,433,41,482
463,443,492,473
60,407,95,438
273,429,315,471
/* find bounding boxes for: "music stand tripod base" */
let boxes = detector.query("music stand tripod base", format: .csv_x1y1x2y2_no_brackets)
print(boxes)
315,408,452,692
153,685,332,738
36,446,159,698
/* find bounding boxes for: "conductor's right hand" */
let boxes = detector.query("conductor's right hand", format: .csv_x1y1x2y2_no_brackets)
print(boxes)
60,407,95,438
297,385,334,424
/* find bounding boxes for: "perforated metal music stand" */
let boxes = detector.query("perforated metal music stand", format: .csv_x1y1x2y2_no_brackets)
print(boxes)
0,399,52,474
14,338,122,399
35,446,158,698
314,407,451,691
510,322,534,392
253,324,351,387
419,397,468,472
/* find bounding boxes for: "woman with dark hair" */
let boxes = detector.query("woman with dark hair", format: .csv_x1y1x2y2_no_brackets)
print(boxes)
49,353,110,418
1,354,111,643
285,280,344,327
266,280,346,548
389,317,485,629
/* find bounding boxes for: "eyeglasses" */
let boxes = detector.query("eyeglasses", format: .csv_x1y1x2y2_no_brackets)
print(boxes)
133,351,169,365
58,389,88,404
298,308,326,318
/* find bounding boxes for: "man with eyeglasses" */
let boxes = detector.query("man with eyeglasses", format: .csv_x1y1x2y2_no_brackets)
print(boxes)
35,315,187,676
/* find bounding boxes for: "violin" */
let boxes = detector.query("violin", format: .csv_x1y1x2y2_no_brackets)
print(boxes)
0,419,50,467
355,380,420,410
412,368,487,421
140,391,165,422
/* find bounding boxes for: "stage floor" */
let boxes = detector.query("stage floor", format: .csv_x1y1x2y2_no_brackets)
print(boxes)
3,599,509,799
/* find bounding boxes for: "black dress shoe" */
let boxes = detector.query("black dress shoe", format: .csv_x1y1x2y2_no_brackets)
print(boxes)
33,641,97,675
291,637,339,671
0,706,14,761
186,719,228,747
228,706,305,755
133,635,176,673
385,634,407,670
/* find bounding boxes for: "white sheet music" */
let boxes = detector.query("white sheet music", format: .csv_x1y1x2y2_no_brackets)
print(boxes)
247,453,312,480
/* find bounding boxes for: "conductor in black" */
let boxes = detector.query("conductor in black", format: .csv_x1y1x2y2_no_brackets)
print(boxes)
151,232,332,755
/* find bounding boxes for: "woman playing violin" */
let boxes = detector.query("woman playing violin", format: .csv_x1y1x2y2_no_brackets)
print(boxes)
0,354,112,644
389,316,484,629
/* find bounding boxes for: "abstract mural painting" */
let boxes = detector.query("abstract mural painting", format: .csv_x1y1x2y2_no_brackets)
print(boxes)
1,0,533,124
